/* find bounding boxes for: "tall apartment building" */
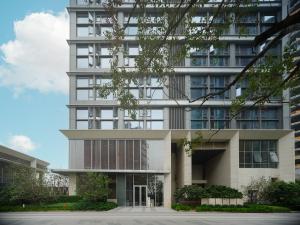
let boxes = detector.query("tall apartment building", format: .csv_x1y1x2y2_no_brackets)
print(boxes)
53,0,295,207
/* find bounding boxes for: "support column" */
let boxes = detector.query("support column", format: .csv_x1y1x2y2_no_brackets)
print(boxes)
229,131,239,189
278,131,295,182
184,131,192,185
176,131,192,188
164,131,172,208
69,173,77,196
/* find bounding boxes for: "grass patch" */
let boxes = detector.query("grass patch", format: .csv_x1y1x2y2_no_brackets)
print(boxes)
172,203,290,213
0,201,117,212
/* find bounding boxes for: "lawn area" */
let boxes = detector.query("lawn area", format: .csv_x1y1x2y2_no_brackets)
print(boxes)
0,201,117,212
172,203,291,213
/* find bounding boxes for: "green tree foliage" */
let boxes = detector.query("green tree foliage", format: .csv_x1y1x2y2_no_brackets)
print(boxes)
77,173,110,202
0,164,68,205
263,181,300,209
100,0,300,111
244,177,300,209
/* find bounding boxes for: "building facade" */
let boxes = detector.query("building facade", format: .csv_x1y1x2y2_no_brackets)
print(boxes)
53,0,295,207
288,0,300,179
0,145,49,186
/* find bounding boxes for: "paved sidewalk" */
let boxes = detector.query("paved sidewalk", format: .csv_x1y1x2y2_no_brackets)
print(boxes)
110,206,175,213
0,210,299,225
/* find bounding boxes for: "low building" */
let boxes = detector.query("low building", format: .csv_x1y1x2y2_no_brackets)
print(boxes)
0,145,49,186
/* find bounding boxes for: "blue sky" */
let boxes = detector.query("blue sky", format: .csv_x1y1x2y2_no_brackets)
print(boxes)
0,0,69,168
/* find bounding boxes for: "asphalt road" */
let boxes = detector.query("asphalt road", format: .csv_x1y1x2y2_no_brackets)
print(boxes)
0,210,300,225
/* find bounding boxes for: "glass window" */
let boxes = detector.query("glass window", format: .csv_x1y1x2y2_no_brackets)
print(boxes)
191,108,208,129
100,58,111,68
77,0,89,5
190,76,207,100
101,109,113,119
77,89,94,100
77,58,89,68
129,47,139,56
125,121,144,129
77,77,93,87
147,121,163,129
100,121,114,129
77,46,89,55
99,26,113,36
129,89,139,99
77,109,89,120
125,26,138,35
150,109,163,120
77,26,89,36
101,47,110,56
191,108,207,120
77,13,89,23
239,140,278,168
76,121,89,129
191,121,207,129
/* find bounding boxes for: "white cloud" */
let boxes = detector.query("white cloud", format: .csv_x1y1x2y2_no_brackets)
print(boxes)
8,135,37,153
0,11,69,95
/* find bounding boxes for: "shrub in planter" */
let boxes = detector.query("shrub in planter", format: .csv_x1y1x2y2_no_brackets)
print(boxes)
72,201,117,211
205,185,243,198
174,185,243,205
172,203,193,211
174,185,209,202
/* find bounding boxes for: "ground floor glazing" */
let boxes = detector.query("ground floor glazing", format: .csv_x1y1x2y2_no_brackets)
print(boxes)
77,173,164,207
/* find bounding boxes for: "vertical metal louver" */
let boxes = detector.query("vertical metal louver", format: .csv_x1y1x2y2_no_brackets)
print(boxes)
169,107,185,129
169,75,185,99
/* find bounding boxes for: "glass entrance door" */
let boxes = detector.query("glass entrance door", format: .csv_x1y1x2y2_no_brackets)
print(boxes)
133,185,147,207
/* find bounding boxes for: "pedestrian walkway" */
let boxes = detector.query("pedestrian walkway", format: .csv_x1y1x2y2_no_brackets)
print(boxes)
110,207,175,213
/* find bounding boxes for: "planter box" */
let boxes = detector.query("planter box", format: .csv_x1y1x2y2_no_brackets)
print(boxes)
180,198,244,206
237,198,244,206
215,198,222,205
222,198,230,205
179,200,202,206
201,198,209,205
229,198,237,205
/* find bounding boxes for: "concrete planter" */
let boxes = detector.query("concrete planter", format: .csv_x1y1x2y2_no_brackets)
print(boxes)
179,200,202,206
215,198,222,205
201,198,244,206
222,198,230,205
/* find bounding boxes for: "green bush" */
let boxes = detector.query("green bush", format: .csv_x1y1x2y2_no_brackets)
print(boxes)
206,185,243,198
72,201,117,211
195,204,290,213
174,185,242,202
263,181,300,209
172,203,193,211
174,185,209,202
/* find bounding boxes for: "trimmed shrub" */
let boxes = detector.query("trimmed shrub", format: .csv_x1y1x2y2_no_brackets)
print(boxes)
72,201,117,211
174,185,209,202
172,203,193,211
206,185,243,198
195,204,290,213
174,185,242,202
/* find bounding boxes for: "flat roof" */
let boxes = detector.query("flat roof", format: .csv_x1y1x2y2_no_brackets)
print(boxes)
51,169,169,176
0,145,49,167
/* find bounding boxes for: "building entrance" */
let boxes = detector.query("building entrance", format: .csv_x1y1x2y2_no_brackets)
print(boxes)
133,185,147,206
